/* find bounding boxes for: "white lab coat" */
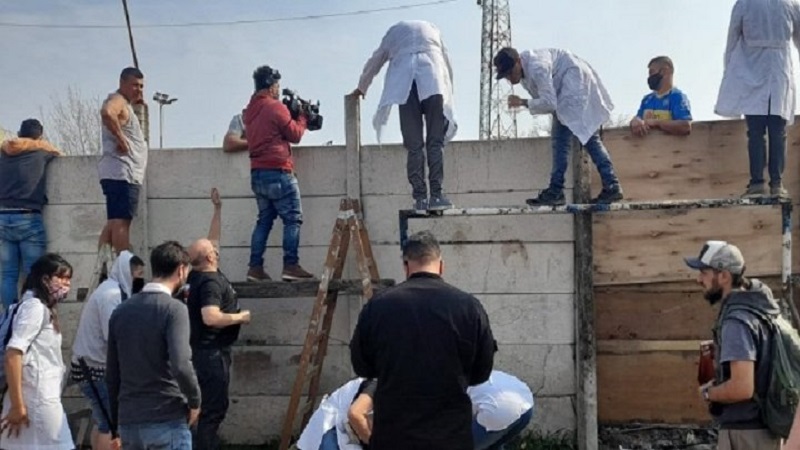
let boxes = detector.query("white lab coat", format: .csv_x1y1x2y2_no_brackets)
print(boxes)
468,370,534,432
357,20,457,143
296,378,365,450
519,49,614,145
1,293,73,450
715,0,800,124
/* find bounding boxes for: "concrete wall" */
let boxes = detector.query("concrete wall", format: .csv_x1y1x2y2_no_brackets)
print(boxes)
42,137,576,444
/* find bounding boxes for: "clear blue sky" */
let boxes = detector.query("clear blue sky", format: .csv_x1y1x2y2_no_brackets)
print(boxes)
0,0,794,148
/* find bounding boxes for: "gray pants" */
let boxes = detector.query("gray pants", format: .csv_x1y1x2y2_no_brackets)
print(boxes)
746,114,786,187
399,81,447,200
717,428,781,450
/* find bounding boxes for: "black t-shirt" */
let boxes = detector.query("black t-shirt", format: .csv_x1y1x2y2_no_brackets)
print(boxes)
187,270,241,348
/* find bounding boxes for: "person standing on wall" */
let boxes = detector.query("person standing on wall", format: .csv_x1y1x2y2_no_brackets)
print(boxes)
354,20,458,215
97,67,148,253
715,0,800,198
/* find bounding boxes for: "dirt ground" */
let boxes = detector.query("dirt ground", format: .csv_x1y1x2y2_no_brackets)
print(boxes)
599,425,716,450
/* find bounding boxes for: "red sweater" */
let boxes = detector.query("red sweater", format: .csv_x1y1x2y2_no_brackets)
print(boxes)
244,92,307,171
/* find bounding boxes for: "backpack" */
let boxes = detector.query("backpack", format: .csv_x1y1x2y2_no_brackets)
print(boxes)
0,298,50,393
724,304,800,438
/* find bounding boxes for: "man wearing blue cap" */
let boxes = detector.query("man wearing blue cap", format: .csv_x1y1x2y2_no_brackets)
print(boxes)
494,47,622,206
684,240,781,450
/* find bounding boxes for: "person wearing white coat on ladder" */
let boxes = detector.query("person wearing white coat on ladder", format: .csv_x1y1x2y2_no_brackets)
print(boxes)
715,0,800,198
353,20,457,215
494,47,623,206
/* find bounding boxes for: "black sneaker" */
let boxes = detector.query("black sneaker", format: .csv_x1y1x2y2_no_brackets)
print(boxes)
591,186,624,204
526,188,566,206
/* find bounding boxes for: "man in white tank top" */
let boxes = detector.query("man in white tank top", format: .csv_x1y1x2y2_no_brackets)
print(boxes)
97,67,148,254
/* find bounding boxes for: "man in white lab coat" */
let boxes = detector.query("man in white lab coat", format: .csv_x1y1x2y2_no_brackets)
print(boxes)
494,47,623,206
715,0,800,198
354,20,457,214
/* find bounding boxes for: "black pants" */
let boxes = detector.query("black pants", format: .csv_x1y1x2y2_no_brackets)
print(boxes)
399,81,448,200
192,346,232,450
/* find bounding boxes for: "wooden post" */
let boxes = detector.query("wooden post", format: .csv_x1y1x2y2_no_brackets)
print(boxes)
573,137,597,450
344,94,362,202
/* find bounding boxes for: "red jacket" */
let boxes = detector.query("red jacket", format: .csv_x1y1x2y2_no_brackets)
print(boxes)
244,92,307,171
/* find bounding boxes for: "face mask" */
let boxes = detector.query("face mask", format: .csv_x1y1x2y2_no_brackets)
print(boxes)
647,73,663,91
47,279,70,303
132,278,145,294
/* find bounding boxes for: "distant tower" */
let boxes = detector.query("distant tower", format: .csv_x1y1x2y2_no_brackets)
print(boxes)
478,0,518,140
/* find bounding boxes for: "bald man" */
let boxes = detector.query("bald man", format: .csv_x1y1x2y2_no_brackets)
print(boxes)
186,188,251,450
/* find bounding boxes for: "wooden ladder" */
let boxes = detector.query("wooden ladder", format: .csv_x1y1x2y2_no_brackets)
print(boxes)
279,198,380,450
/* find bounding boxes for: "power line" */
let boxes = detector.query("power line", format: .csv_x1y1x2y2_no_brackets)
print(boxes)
0,0,459,29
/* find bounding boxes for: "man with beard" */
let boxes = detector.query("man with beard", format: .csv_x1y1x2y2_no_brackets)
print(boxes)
684,241,781,450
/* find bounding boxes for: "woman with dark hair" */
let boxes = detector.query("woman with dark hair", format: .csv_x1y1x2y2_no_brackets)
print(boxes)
0,253,74,449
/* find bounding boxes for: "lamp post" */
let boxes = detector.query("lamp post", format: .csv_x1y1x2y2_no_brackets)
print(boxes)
152,92,178,149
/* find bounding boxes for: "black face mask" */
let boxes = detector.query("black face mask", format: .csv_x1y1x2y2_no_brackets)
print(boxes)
648,73,663,91
131,278,145,294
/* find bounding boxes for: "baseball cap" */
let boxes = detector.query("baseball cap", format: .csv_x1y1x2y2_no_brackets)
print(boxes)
493,47,519,80
684,240,745,275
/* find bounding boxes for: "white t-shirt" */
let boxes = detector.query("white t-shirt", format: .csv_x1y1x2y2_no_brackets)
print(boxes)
468,370,534,432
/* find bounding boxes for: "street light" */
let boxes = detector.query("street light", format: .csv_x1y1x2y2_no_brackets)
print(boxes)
152,92,178,149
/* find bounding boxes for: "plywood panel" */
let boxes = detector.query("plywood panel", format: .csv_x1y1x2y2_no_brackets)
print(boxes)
595,120,800,202
596,281,723,341
597,346,710,424
593,207,794,284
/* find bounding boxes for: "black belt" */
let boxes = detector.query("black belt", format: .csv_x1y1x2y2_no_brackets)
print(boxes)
0,209,40,214
253,168,293,174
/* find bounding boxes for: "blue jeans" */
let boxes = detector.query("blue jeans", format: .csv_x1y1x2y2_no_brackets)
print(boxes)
473,408,534,450
119,419,192,450
249,170,303,268
746,114,786,187
550,116,619,191
318,428,339,450
0,213,46,308
79,380,112,434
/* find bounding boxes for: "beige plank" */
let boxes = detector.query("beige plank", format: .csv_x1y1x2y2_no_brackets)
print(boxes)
363,193,575,244
372,242,574,294
147,196,342,248
146,146,347,199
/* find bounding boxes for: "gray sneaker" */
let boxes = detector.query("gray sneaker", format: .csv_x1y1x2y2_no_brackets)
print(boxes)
742,183,766,198
770,184,789,197
414,198,429,214
428,196,454,211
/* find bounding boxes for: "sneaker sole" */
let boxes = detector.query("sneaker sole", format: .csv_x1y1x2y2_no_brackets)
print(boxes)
281,274,315,282
526,199,566,206
427,205,454,211
246,276,271,282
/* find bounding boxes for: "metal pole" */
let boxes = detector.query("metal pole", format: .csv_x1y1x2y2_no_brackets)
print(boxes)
159,102,164,149
399,212,410,250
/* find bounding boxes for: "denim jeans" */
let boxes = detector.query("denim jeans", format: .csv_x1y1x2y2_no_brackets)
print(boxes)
119,419,192,450
192,347,231,450
0,212,46,308
249,170,303,268
746,114,786,187
550,116,619,191
473,408,534,450
318,428,339,450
